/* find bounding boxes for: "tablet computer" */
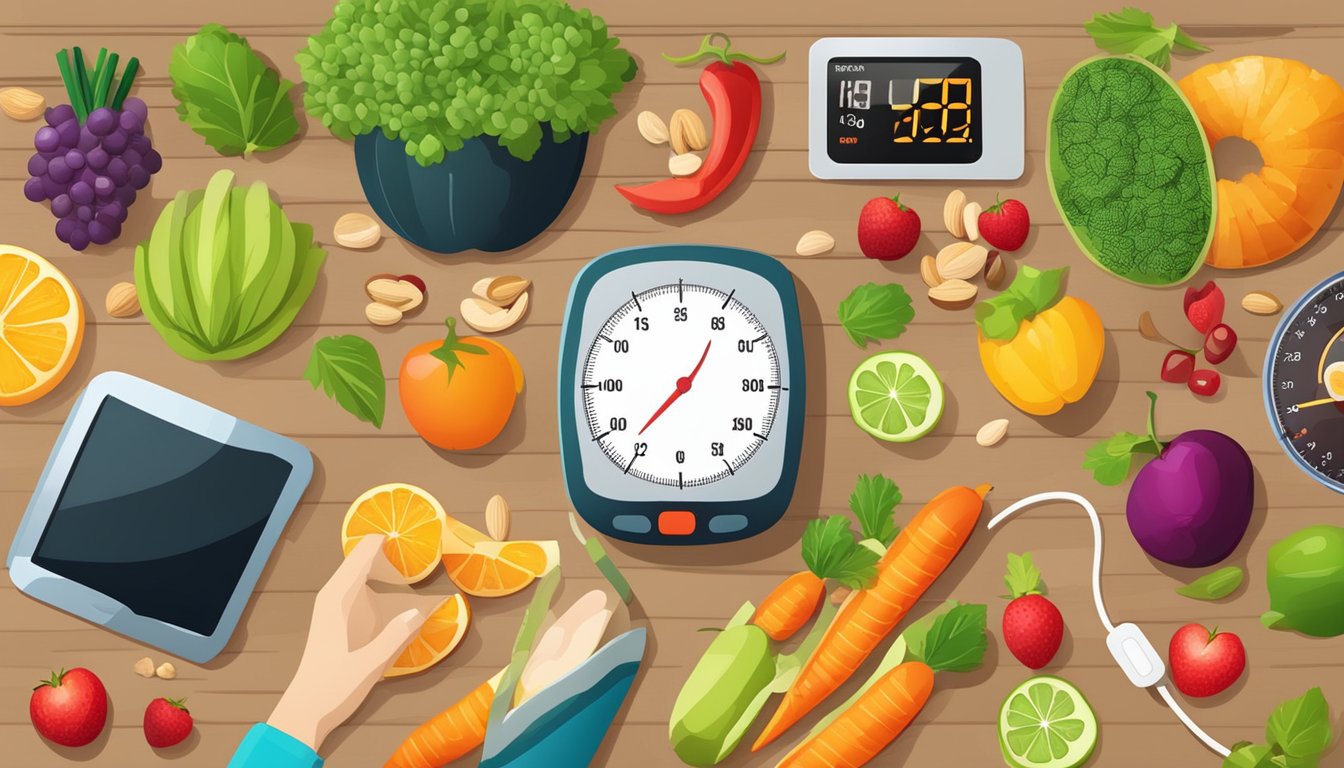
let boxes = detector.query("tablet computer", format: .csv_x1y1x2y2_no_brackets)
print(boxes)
6,371,312,663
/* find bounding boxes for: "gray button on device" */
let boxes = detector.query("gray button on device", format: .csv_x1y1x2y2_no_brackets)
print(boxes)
708,515,748,534
611,515,652,534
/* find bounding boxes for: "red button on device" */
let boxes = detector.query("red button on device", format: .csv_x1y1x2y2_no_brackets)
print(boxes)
658,511,696,536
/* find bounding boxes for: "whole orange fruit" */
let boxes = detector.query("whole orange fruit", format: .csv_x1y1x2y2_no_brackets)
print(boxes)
399,318,524,450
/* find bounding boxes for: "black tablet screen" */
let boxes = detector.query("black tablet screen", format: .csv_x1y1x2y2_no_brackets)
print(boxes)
31,397,293,636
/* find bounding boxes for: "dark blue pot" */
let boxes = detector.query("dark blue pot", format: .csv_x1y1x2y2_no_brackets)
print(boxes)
354,129,588,254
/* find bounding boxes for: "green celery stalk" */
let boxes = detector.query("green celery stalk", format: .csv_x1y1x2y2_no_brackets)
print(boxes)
569,512,633,604
88,48,107,109
110,56,138,110
55,49,79,118
489,566,561,728
93,52,118,110
71,46,91,116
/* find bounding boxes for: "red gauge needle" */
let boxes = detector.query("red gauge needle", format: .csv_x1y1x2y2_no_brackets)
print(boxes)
638,340,712,435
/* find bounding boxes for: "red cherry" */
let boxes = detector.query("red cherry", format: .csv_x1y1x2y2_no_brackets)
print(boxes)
1188,369,1221,397
1160,349,1196,384
1203,324,1237,365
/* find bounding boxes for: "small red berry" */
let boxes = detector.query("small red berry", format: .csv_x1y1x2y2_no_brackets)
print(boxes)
1189,369,1222,397
1203,324,1237,365
1183,282,1225,335
1160,349,1196,384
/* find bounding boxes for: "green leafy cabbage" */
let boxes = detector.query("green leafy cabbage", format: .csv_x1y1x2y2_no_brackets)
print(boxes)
1048,55,1215,286
296,0,637,166
135,170,326,361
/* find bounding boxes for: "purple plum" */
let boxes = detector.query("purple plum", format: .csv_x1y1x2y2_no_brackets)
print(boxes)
1126,428,1253,567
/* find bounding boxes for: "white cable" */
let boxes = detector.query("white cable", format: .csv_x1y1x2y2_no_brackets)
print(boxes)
987,491,1114,632
986,491,1232,758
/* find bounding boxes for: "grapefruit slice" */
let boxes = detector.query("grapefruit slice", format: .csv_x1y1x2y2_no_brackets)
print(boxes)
441,515,558,598
0,245,83,406
343,483,447,584
386,593,470,677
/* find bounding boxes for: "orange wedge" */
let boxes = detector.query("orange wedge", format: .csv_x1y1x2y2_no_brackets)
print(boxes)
343,483,447,584
441,515,558,598
386,593,470,677
0,245,83,406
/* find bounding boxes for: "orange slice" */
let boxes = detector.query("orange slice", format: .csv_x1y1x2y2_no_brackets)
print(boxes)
386,593,470,677
342,483,447,584
441,515,558,598
0,244,83,406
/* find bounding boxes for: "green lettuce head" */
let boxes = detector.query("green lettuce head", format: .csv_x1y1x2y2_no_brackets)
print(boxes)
296,0,637,166
1262,525,1344,638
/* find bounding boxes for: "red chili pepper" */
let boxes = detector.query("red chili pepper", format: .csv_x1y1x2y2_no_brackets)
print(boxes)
616,34,783,215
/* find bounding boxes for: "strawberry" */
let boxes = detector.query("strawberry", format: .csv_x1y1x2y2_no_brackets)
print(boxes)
144,697,194,748
29,667,108,747
1183,281,1225,335
1000,553,1063,670
978,196,1030,251
1168,623,1245,698
857,195,920,261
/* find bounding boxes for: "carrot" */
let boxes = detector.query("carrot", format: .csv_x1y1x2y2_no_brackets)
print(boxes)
775,661,934,768
384,671,502,768
752,483,989,750
752,570,825,642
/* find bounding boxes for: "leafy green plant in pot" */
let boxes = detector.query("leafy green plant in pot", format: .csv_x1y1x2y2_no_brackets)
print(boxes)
297,0,637,254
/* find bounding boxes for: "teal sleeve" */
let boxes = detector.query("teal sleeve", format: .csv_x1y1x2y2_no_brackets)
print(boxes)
227,723,324,768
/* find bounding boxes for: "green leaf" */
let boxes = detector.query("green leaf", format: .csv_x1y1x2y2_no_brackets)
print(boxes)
838,283,915,348
1083,8,1209,71
905,602,988,673
1176,566,1245,601
849,474,901,547
1083,431,1159,485
1267,688,1333,760
170,24,299,157
304,335,385,428
1223,744,1278,768
973,267,1067,341
1002,553,1046,598
801,516,880,590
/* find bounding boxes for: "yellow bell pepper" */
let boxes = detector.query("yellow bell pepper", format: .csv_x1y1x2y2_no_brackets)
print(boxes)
975,267,1105,416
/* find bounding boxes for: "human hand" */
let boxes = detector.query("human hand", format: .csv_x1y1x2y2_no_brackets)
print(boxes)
267,535,437,752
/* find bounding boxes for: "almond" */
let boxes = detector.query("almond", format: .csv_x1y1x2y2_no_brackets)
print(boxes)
984,251,1006,289
365,301,403,326
366,277,424,311
669,152,703,177
1241,291,1282,316
920,255,943,289
105,281,141,318
928,279,978,310
485,276,531,307
134,657,155,678
668,108,709,154
0,87,46,121
334,212,381,250
485,494,510,541
155,662,177,680
963,201,983,241
943,189,968,238
935,242,988,281
976,418,1009,447
461,291,529,333
636,111,668,145
795,230,835,256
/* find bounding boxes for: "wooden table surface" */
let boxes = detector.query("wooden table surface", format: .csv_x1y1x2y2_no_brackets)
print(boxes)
4,1,1344,765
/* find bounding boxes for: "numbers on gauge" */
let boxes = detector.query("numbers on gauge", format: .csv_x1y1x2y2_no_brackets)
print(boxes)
1268,277,1344,491
743,378,765,392
634,317,649,331
732,417,754,431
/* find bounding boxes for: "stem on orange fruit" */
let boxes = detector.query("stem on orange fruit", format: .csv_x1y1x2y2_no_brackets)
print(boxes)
430,317,487,386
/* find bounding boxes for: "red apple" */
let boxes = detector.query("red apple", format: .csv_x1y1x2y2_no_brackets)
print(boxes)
1168,623,1245,697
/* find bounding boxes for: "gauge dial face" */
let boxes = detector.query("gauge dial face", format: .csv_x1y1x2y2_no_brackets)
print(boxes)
581,282,781,488
1268,276,1344,489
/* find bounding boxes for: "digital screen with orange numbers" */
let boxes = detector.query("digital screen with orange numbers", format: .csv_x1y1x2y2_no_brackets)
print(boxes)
826,57,982,164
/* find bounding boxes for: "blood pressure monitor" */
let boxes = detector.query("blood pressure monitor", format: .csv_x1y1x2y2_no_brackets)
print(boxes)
808,37,1025,180
558,245,805,545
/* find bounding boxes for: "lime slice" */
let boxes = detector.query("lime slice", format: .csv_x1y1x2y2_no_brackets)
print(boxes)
847,351,944,442
998,676,1098,768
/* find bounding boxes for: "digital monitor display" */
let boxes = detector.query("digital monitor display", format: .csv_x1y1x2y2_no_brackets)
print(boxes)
31,397,293,636
826,57,983,164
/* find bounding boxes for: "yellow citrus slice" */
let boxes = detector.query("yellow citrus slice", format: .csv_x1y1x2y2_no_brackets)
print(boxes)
342,483,447,584
441,515,558,598
385,593,470,678
0,244,84,406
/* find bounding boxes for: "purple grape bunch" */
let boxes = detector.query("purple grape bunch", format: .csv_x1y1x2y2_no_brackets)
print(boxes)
24,47,162,251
